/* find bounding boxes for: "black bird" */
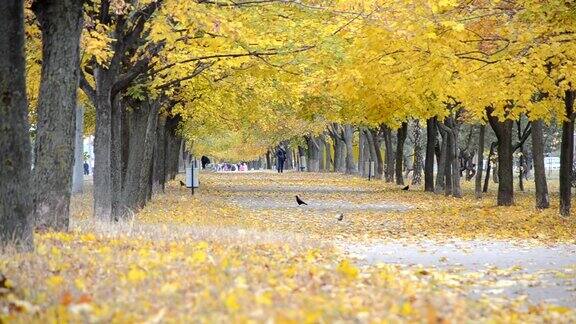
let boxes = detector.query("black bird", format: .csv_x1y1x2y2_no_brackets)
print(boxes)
295,195,307,206
179,180,186,187
401,185,409,191
337,213,344,221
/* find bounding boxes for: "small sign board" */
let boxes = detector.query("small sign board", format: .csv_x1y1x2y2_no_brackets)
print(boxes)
185,159,199,188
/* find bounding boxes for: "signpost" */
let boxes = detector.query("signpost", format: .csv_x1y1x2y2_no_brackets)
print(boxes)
186,158,200,195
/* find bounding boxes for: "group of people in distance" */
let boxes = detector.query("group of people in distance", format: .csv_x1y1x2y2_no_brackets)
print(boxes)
200,145,288,173
214,162,249,172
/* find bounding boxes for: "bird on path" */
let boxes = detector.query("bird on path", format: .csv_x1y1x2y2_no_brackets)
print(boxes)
337,213,344,221
401,185,409,191
179,180,186,187
295,195,308,206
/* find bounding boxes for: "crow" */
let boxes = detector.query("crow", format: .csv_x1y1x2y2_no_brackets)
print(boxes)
179,180,186,187
401,185,409,191
337,213,344,221
295,195,307,206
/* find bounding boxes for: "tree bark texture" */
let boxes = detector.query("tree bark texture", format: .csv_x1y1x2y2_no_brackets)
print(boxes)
72,105,84,194
32,0,84,230
0,0,34,250
531,120,549,209
560,90,575,216
475,124,485,199
424,117,436,192
395,122,408,185
487,107,514,206
412,120,423,185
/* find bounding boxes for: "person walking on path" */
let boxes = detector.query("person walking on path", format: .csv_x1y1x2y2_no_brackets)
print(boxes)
201,156,211,169
276,146,287,173
83,161,90,175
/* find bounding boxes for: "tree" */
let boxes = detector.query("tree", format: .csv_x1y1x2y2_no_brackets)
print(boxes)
0,0,34,251
475,124,485,199
31,0,85,231
411,120,423,185
424,117,436,192
531,120,549,209
395,122,407,185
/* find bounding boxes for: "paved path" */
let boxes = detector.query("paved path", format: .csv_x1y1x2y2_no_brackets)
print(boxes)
345,240,576,306
212,171,576,307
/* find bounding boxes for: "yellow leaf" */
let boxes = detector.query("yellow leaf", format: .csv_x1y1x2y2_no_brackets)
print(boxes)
224,293,239,312
337,259,359,280
160,282,179,295
401,302,412,316
127,266,147,283
46,275,64,288
74,278,86,291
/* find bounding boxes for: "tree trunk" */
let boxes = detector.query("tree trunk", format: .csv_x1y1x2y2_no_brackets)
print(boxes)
383,125,395,182
435,127,447,193
493,162,499,183
110,96,123,220
153,115,167,193
395,122,408,185
164,116,181,181
319,136,326,172
266,150,271,169
343,124,357,174
370,128,384,179
475,124,485,199
332,136,344,172
412,120,423,185
328,124,346,173
424,117,436,192
364,129,378,179
488,109,514,206
72,105,84,194
497,128,514,206
358,130,366,176
93,77,114,221
137,101,160,209
306,136,321,172
560,89,575,216
324,137,332,171
0,0,34,250
483,142,497,193
32,0,84,231
298,146,306,171
447,118,462,198
444,130,453,196
121,104,149,215
285,143,294,170
516,120,526,192
295,150,301,171
531,120,549,209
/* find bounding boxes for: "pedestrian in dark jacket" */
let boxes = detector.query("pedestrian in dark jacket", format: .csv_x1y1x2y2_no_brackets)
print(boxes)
276,146,287,173
201,156,210,169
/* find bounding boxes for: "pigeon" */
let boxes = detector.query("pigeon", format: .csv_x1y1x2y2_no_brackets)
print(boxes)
401,185,409,191
179,180,186,187
295,195,307,206
337,213,344,221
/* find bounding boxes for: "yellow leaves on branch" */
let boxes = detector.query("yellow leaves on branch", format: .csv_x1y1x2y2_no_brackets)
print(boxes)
82,25,114,67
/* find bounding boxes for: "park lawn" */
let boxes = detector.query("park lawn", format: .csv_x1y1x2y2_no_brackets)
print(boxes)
1,171,575,322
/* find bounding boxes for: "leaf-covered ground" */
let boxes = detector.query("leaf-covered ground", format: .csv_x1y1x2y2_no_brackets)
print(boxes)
1,171,575,322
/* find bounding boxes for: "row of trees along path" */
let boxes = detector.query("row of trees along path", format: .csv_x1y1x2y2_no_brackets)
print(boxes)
1,0,576,251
